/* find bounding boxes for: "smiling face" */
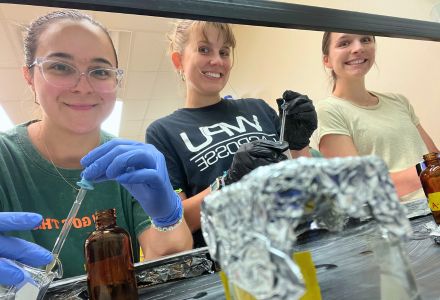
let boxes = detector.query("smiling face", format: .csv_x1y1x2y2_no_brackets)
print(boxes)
173,24,233,106
24,19,118,135
323,33,376,82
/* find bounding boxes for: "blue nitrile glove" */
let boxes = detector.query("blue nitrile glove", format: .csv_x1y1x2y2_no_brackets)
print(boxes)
80,139,182,228
0,212,53,286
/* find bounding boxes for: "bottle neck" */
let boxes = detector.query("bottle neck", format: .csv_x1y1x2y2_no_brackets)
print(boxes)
426,160,439,167
95,208,117,230
423,152,439,167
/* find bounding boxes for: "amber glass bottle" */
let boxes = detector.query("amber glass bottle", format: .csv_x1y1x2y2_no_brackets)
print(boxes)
420,152,440,225
84,208,139,300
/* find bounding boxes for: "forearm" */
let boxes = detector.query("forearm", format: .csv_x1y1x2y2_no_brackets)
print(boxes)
139,219,193,260
180,188,211,233
290,146,312,158
320,135,422,198
417,124,439,153
390,166,422,198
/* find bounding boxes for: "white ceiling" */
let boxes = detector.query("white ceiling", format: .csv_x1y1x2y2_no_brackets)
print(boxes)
0,3,183,142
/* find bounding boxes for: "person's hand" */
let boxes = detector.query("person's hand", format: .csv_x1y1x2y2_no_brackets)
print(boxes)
276,90,317,150
224,140,289,185
81,139,182,228
0,212,53,286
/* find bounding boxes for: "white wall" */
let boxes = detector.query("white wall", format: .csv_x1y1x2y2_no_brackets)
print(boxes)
276,0,438,21
228,1,440,147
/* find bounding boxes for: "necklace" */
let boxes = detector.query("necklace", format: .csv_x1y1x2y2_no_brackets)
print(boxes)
39,126,80,192
43,141,80,191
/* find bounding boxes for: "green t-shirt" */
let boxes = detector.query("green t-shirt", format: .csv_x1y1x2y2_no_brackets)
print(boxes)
0,121,151,278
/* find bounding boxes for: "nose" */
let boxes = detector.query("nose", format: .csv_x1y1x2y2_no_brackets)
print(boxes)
351,40,365,53
209,53,223,66
72,72,94,93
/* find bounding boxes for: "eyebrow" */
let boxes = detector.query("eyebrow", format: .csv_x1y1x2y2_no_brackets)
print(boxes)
336,34,371,41
197,39,211,45
336,34,350,40
197,40,231,49
45,52,113,67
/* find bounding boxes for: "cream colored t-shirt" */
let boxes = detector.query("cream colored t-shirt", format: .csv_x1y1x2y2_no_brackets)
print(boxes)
316,91,427,202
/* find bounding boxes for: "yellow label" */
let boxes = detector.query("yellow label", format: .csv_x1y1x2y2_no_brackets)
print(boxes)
293,251,322,300
219,271,255,300
219,251,322,300
139,247,144,262
219,271,233,300
428,192,440,211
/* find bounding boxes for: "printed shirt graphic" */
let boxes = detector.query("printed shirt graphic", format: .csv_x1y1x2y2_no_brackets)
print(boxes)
0,121,150,278
147,98,281,198
181,114,275,172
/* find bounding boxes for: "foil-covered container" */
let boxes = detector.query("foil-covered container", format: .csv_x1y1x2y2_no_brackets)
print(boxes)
201,156,420,300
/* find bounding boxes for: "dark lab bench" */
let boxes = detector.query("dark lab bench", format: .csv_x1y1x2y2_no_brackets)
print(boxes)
46,215,439,300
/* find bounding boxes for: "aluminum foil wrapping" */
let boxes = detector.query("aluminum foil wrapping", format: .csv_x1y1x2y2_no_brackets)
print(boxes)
201,156,415,300
422,220,440,245
136,255,213,287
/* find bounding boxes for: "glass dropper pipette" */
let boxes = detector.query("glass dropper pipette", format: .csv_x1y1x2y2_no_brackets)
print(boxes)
278,98,292,159
45,178,94,273
279,99,288,144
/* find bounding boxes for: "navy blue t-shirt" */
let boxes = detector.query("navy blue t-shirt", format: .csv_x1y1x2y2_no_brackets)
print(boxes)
146,98,280,246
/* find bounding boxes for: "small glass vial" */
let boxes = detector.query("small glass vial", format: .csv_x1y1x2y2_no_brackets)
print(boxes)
419,152,440,225
84,208,139,300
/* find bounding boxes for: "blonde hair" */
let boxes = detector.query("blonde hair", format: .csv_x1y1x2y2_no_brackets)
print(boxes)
168,20,236,54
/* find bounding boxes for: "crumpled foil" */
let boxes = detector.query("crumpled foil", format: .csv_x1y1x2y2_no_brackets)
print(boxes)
201,156,416,300
403,198,431,219
45,249,213,299
136,254,213,287
422,221,440,244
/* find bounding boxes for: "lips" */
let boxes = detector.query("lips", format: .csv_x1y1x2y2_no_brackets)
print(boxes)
345,58,368,65
65,103,97,111
201,71,223,78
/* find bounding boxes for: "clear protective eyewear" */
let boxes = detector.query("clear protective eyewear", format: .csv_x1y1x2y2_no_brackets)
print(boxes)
29,57,124,93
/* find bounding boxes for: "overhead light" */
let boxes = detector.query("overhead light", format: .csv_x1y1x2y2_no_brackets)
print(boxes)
0,105,14,132
101,100,123,136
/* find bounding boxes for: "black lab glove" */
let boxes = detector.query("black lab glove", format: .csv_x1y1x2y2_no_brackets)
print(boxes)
224,139,288,185
276,90,317,150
